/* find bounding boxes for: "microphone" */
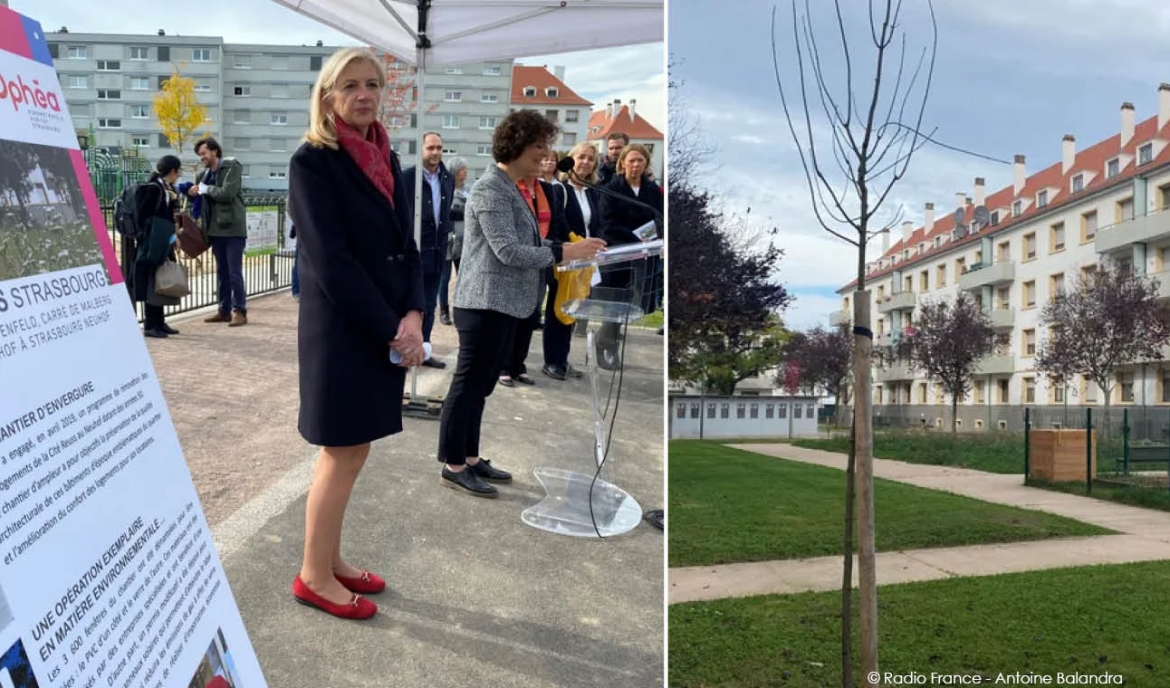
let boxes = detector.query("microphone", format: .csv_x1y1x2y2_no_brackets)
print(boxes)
557,157,662,239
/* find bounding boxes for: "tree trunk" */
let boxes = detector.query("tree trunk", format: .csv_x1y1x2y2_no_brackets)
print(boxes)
853,290,879,686
952,394,959,434
841,412,857,688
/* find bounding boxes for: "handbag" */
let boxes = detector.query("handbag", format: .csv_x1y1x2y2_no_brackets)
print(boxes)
175,212,209,258
155,260,190,298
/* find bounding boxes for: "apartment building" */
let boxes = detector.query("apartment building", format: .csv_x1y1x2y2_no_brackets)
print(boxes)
587,99,664,181
44,30,512,191
510,64,592,149
831,83,1170,429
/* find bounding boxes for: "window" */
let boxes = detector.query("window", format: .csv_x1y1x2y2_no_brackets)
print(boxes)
67,75,87,89
778,403,787,419
1085,378,1098,404
131,104,149,118
721,404,729,419
233,54,252,69
750,404,759,419
1081,210,1098,242
194,80,212,92
444,90,462,102
737,404,746,419
562,132,577,145
974,380,985,404
1050,273,1065,301
232,110,249,124
442,115,460,129
1023,329,1036,356
192,48,212,62
1107,158,1119,178
707,404,716,419
1117,197,1134,223
545,87,559,98
132,136,150,147
676,404,685,419
902,276,912,293
1072,174,1084,193
97,89,120,100
998,379,1010,404
990,210,1000,226
157,134,169,148
690,404,700,419
130,47,149,60
130,77,149,90
766,404,774,419
445,66,464,74
234,86,251,96
877,285,885,299
523,86,536,97
1054,385,1065,404
1081,263,1097,280
310,56,322,71
808,404,815,419
936,264,946,287
1023,232,1036,260
157,46,170,62
566,110,579,123
96,60,120,71
919,270,929,291
1012,200,1022,217
996,241,1010,263
481,94,499,103
475,144,491,157
955,257,966,281
996,286,1010,310
97,118,121,129
1024,378,1036,404
271,113,288,125
269,170,287,179
975,249,983,265
68,46,87,59
1023,280,1036,308
483,66,502,76
1037,190,1048,208
1119,373,1135,403
1050,222,1065,252
1140,143,1154,165
479,116,498,129
545,110,559,121
270,139,288,152
794,404,803,419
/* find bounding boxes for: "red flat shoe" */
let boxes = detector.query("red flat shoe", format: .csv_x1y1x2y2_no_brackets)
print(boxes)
335,569,386,594
291,576,377,620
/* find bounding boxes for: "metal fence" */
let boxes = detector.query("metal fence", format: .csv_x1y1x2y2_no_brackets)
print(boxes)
99,197,295,322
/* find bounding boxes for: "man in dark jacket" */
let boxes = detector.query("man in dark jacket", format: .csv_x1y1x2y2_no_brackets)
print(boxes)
190,137,249,326
403,132,454,369
597,132,628,185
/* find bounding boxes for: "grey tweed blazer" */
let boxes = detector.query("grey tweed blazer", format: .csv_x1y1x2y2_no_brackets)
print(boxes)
452,165,557,318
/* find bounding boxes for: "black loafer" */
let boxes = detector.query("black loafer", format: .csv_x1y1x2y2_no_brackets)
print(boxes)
160,323,180,335
467,458,512,483
144,328,168,338
422,358,447,369
541,364,566,381
566,365,584,379
441,467,498,497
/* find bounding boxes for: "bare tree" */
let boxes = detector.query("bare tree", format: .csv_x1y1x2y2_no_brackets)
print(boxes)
1038,262,1170,435
897,293,994,433
771,1,937,684
667,56,716,190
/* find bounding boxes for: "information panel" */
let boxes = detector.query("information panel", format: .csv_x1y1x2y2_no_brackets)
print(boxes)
0,8,267,688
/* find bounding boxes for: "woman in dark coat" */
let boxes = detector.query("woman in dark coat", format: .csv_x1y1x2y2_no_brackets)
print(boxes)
287,48,426,621
595,143,663,369
132,155,182,338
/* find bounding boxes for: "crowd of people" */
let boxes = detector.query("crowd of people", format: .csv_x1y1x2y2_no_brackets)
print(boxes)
130,47,662,621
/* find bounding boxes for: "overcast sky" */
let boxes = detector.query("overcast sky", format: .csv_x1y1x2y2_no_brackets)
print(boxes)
13,0,665,132
672,0,1170,332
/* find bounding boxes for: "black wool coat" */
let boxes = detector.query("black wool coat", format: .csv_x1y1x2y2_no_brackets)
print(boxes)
288,141,426,447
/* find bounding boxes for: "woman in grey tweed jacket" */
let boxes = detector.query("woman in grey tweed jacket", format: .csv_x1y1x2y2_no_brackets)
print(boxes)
437,110,606,497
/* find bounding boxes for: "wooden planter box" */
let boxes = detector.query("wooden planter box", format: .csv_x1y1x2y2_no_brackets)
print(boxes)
1029,429,1097,482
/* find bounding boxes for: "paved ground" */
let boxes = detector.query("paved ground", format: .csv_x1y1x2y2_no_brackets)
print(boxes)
151,293,666,687
669,443,1170,604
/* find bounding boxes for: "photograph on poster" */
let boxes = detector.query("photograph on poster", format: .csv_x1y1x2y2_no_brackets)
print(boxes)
186,628,240,688
0,140,102,281
0,639,39,688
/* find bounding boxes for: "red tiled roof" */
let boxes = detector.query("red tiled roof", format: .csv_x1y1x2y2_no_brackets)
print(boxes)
841,111,1170,292
511,65,592,106
587,103,663,141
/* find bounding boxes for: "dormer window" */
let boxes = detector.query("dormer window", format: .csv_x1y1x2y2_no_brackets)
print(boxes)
1072,174,1084,193
1037,190,1048,208
903,249,910,260
1140,143,1154,165
523,86,536,97
1106,158,1120,178
1012,200,1022,217
545,86,558,98
990,210,1000,226
919,243,926,254
934,236,942,247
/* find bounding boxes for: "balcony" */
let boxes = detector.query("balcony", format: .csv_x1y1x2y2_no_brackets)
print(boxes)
988,307,1015,330
830,309,850,327
875,363,914,382
1094,209,1170,254
877,291,916,313
958,261,1015,291
874,332,893,348
1148,269,1170,300
976,354,1015,375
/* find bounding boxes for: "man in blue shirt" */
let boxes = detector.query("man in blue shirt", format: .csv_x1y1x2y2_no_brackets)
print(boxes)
403,132,454,369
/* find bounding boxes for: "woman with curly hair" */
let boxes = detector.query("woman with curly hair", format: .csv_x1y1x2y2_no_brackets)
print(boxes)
436,110,606,497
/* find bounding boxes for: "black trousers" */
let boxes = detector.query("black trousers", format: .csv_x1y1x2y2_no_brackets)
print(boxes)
503,306,541,377
542,274,573,368
144,304,166,329
438,308,519,465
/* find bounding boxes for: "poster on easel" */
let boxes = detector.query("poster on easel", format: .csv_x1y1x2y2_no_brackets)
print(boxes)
0,7,268,688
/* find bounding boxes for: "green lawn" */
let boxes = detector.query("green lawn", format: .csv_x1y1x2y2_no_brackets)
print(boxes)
1030,477,1170,513
669,442,1109,567
670,561,1170,687
634,310,663,328
794,431,1026,474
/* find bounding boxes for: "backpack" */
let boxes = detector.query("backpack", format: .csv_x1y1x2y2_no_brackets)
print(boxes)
113,183,146,240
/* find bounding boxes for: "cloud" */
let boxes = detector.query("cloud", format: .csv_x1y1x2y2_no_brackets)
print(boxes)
785,291,846,332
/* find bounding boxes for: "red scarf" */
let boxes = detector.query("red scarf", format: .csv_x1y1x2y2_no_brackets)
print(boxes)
518,180,552,238
335,118,395,207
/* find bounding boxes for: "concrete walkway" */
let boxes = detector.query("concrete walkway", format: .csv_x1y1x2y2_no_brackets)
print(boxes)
669,444,1170,604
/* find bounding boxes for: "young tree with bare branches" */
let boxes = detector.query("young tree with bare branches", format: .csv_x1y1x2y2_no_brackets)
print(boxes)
771,1,937,683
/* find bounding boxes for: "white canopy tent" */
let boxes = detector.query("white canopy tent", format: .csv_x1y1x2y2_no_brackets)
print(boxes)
269,0,664,407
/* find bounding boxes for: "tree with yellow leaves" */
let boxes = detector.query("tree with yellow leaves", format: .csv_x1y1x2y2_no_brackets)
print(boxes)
152,67,209,155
